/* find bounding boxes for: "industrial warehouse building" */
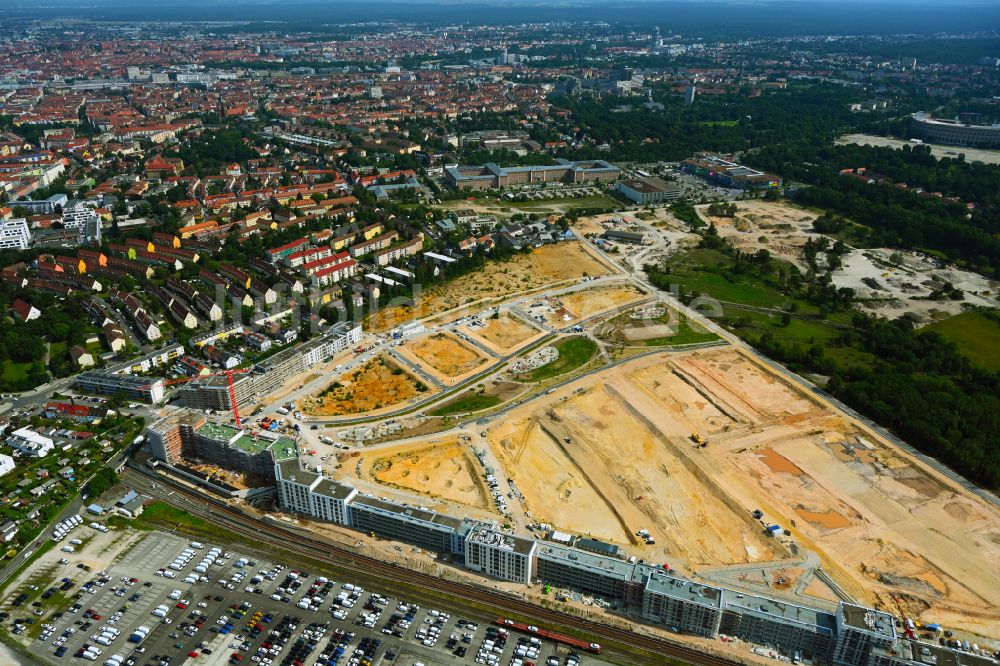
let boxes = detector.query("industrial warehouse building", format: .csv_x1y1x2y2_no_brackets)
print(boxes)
681,153,782,190
615,178,682,204
267,457,995,666
445,158,621,190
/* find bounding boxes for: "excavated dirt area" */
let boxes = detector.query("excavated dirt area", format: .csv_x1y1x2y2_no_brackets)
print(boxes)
358,438,493,511
301,355,429,416
460,313,542,353
368,242,614,331
484,347,1000,639
401,333,490,379
541,284,649,327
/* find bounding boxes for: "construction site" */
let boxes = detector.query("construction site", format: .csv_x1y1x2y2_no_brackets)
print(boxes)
301,354,431,416
458,311,545,354
367,241,614,331
352,438,494,512
532,283,649,328
397,332,492,382
322,333,1000,642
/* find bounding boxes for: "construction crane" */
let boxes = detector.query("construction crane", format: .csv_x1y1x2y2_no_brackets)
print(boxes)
152,368,249,428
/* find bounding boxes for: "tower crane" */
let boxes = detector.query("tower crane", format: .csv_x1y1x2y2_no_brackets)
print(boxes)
149,368,249,428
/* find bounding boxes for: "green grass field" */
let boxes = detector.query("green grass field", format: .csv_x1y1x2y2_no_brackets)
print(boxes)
1,360,31,383
924,312,1000,372
528,337,597,381
428,393,502,416
661,248,788,308
642,317,719,347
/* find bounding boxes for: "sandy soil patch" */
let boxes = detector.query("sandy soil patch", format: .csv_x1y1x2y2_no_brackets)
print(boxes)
368,242,614,331
697,200,821,272
403,333,489,379
302,355,429,416
483,346,1000,638
461,313,541,352
359,439,492,510
488,378,778,566
830,248,998,322
540,283,648,326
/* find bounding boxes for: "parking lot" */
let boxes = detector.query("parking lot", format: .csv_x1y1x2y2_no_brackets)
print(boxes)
21,530,611,666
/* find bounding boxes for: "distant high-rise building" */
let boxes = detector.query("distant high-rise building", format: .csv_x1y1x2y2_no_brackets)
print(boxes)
685,84,697,105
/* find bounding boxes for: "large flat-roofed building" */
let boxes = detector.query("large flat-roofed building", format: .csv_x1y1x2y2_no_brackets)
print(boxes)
464,525,537,584
909,113,1000,148
445,158,620,190
146,411,297,480
7,427,55,457
75,370,166,404
274,458,357,525
641,572,723,637
681,153,782,190
348,495,467,557
534,541,643,604
720,592,839,663
146,411,206,465
616,178,681,204
831,603,896,666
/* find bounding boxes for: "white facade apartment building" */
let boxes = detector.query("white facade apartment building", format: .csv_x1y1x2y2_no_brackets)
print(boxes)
0,453,15,477
61,204,99,229
275,459,357,525
463,525,537,584
0,219,30,250
7,427,55,457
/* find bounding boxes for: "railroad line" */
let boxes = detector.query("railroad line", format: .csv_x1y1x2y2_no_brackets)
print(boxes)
123,465,746,666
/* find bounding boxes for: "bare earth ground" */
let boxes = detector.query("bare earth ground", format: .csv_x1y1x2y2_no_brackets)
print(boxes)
836,133,1000,166
368,242,615,331
696,200,821,272
356,438,493,511
405,333,489,377
540,283,648,327
459,313,543,354
484,348,1000,639
301,355,429,416
830,248,998,322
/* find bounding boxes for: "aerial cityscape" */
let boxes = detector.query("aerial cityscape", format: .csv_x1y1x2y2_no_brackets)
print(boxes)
0,2,998,666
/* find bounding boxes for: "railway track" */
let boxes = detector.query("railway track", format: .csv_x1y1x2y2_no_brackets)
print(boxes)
123,465,746,666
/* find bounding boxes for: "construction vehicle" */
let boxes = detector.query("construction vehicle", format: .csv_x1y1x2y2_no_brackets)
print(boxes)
690,433,703,444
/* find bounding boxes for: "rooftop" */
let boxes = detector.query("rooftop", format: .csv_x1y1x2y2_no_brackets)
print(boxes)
723,591,837,635
536,541,636,581
839,602,897,640
645,572,723,608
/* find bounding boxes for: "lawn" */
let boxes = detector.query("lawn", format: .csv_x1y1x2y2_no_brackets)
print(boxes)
923,312,1000,372
642,317,719,347
428,393,502,416
528,337,597,381
1,360,31,383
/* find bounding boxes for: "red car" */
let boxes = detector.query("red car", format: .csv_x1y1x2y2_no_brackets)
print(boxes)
188,652,199,658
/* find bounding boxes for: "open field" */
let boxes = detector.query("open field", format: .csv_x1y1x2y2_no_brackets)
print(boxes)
696,200,822,272
460,312,542,353
537,283,648,327
368,242,614,331
923,311,1000,371
401,332,491,381
836,133,1000,165
357,438,493,511
483,348,1000,638
435,193,619,217
524,337,597,381
301,355,429,416
598,305,719,347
